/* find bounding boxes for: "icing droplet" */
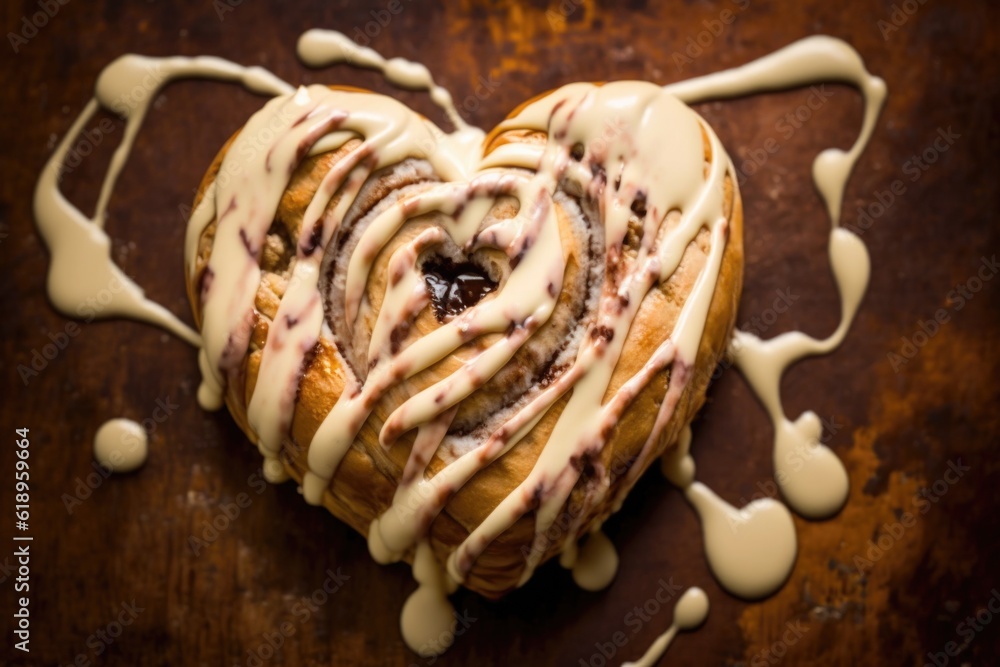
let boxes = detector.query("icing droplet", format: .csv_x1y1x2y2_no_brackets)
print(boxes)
661,426,695,487
623,587,709,667
262,457,289,483
773,412,849,518
686,482,797,599
400,541,457,657
367,519,398,565
196,348,225,411
93,419,148,473
663,430,797,599
673,586,710,630
571,530,619,592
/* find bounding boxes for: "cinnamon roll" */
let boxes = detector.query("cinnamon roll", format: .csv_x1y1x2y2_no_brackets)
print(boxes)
185,80,742,599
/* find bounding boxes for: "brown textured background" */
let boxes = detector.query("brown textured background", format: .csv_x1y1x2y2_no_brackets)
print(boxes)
1,0,998,665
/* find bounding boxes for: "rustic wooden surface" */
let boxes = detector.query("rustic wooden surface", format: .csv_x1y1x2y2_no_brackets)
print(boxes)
2,1,998,665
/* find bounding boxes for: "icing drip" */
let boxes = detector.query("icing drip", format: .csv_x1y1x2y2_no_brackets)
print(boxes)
297,30,463,128
569,529,619,592
93,418,148,473
625,36,884,664
663,36,886,520
730,230,869,518
664,426,797,599
622,587,709,667
296,29,485,173
34,55,293,347
399,541,459,656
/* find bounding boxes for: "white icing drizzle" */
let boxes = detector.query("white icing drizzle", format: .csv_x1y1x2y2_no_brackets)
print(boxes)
93,418,148,473
626,36,884,665
34,55,294,347
33,29,886,662
297,29,479,139
623,587,709,667
664,36,885,519
730,231,869,518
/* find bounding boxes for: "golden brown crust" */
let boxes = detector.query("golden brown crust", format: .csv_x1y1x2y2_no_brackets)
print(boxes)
187,87,743,599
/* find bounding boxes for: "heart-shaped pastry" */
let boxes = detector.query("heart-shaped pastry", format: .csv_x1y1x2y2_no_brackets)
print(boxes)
184,75,742,602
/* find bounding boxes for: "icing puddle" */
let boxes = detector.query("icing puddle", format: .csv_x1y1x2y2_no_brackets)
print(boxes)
34,29,885,663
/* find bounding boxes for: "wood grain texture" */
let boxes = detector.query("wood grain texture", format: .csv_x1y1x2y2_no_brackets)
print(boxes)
1,1,997,665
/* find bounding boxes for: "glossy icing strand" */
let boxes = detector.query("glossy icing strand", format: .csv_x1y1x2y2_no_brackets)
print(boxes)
35,55,293,347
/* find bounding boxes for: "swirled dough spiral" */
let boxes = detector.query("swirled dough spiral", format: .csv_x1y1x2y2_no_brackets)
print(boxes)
186,82,742,598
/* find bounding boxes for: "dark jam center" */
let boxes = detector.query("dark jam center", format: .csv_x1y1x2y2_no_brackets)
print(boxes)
422,257,498,322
